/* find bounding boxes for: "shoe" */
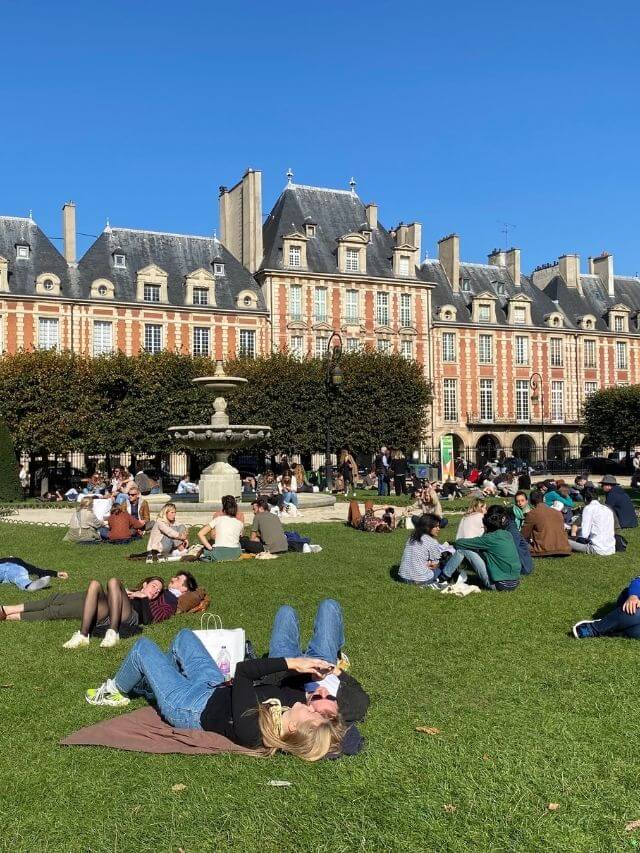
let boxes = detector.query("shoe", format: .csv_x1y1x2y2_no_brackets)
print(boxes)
26,576,51,592
63,631,90,649
100,628,120,648
572,619,599,639
85,680,130,707
454,569,468,586
426,580,449,591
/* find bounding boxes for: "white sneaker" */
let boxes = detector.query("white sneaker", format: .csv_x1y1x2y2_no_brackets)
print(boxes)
63,631,90,649
100,628,120,648
454,570,468,586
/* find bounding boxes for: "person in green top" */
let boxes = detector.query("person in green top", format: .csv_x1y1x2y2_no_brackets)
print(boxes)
444,505,521,591
513,490,532,531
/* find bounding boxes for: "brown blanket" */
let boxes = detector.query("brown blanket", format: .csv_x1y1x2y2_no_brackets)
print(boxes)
60,706,266,756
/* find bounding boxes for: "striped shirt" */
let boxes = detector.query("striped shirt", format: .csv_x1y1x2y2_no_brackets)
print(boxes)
398,535,445,584
148,590,180,623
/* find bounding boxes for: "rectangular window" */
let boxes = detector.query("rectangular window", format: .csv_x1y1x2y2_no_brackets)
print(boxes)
515,379,530,422
585,381,598,397
192,326,210,356
515,335,529,365
443,378,458,422
144,323,162,354
346,337,360,353
442,331,456,362
400,293,411,326
480,379,494,421
616,340,628,369
113,254,126,268
239,329,256,358
376,291,389,325
290,335,304,359
377,339,391,353
401,340,413,360
550,337,563,367
288,245,301,268
289,285,302,320
551,380,564,421
345,248,360,272
614,315,624,333
513,306,527,325
213,262,225,276
315,336,328,358
38,317,59,350
584,339,596,368
92,321,113,357
16,245,29,260
345,290,359,322
399,255,410,276
479,334,493,364
478,303,491,322
193,287,209,306
313,287,327,323
143,283,161,303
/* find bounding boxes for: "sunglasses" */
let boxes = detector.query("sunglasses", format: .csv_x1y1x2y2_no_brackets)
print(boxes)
310,694,338,703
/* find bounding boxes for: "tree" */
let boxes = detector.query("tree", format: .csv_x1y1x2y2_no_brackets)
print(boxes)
583,385,640,454
0,417,22,501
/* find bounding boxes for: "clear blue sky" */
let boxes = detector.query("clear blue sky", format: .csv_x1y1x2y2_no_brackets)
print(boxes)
3,0,639,273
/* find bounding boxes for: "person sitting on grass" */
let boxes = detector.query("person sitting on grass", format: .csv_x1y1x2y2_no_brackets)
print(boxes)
445,505,522,591
601,475,638,529
512,491,531,531
64,497,109,544
240,497,289,554
398,513,460,590
455,499,487,538
573,576,640,639
148,502,189,557
0,556,69,592
256,470,279,500
115,484,152,532
568,486,616,556
521,490,571,558
197,495,244,562
104,502,146,544
497,473,518,497
85,599,350,762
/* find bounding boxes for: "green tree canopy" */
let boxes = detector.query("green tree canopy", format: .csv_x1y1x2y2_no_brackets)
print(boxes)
583,385,640,452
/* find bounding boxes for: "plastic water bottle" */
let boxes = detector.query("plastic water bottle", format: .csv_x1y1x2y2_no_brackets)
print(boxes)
217,646,231,679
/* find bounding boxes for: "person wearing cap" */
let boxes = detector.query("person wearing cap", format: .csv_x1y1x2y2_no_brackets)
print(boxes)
601,475,637,529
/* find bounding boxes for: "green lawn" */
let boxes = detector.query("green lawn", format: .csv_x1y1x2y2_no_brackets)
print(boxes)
2,520,640,852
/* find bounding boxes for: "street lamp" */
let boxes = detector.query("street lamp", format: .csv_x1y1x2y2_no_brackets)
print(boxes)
529,372,545,467
325,331,344,492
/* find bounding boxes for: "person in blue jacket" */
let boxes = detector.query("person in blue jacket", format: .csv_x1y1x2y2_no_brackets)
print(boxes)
573,577,640,638
601,475,637,529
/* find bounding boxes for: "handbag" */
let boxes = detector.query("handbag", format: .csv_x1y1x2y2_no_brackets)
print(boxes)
193,614,246,679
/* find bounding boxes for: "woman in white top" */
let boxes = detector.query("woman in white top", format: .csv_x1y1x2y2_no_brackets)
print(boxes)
455,499,487,539
198,495,245,562
148,503,189,556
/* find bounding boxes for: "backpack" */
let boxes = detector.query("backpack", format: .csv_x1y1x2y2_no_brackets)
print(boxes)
615,534,628,553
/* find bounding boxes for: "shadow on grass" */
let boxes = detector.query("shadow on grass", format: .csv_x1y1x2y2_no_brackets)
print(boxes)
388,564,400,582
592,600,621,619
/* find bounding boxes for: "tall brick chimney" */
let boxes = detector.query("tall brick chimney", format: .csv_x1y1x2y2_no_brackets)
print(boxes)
62,201,77,265
559,254,581,292
593,252,615,298
438,234,460,293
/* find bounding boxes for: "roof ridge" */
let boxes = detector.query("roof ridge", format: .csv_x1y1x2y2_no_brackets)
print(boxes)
289,183,360,197
0,215,35,223
108,226,212,241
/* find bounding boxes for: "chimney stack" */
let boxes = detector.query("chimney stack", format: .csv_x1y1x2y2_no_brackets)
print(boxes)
404,223,422,260
219,168,263,273
505,248,521,287
587,256,595,274
593,252,614,298
559,254,581,292
488,249,506,267
62,201,77,265
365,203,377,230
438,234,460,293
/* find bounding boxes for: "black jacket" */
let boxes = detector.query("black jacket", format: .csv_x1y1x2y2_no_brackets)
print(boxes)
605,485,637,529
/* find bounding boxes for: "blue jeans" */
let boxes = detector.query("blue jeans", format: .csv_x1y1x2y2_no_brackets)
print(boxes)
99,527,109,540
282,491,299,507
444,548,493,589
0,561,31,590
377,475,389,496
114,629,226,729
269,599,344,664
593,589,640,638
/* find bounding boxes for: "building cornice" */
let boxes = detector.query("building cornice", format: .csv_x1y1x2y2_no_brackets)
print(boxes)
0,293,269,316
257,268,433,289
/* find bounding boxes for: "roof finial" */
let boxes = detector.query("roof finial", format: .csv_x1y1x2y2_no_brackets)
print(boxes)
349,176,356,195
104,218,112,233
28,209,33,220
286,167,294,186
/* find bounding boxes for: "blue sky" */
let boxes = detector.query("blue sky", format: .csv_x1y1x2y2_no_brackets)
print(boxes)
2,0,639,273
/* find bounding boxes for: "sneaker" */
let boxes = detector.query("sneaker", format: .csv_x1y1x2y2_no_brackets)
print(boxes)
426,579,449,591
453,569,468,586
63,631,90,649
100,628,120,648
85,680,130,707
572,619,599,639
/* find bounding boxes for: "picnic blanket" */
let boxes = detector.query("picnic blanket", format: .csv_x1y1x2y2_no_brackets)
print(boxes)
60,705,266,756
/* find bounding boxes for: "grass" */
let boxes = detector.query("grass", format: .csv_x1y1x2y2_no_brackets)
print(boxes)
2,518,640,852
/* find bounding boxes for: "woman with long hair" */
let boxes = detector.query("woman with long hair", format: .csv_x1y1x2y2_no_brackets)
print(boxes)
148,502,189,556
455,498,487,539
390,449,408,496
198,494,244,561
338,448,358,498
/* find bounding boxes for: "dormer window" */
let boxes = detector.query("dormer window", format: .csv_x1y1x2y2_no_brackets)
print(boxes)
513,306,526,324
289,245,302,268
478,303,491,322
614,315,624,333
398,255,410,276
243,295,252,306
42,278,55,292
193,287,209,306
114,254,126,268
35,272,61,296
98,284,108,297
305,224,316,238
439,304,458,322
214,262,225,277
345,249,360,272
143,283,161,303
546,311,564,328
16,245,29,260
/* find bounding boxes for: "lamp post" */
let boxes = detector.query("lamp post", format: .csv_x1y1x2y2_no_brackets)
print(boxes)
529,372,545,468
324,331,344,492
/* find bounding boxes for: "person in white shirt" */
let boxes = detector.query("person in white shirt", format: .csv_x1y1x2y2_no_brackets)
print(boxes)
455,499,487,539
197,495,245,561
569,487,616,556
176,475,198,495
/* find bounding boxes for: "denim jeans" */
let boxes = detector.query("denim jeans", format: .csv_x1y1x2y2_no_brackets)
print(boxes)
0,561,31,590
593,590,640,638
444,548,493,589
114,629,226,729
268,599,344,664
377,476,389,496
282,491,299,507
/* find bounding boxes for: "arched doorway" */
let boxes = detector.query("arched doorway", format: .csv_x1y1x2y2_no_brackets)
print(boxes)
450,434,465,457
547,434,570,464
512,434,536,464
476,434,500,466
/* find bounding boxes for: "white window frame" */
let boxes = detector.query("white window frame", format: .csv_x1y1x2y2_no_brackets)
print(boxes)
313,287,327,323
398,255,410,276
479,379,494,421
614,315,624,333
315,336,328,358
400,293,411,326
479,334,493,364
16,244,30,260
515,335,529,366
585,381,598,397
376,339,391,353
478,303,491,322
288,245,302,268
584,339,596,368
193,287,209,306
551,380,564,422
401,339,413,360
239,329,256,358
92,320,113,357
515,380,530,422
192,326,210,357
289,285,302,319
376,291,389,326
345,248,360,272
442,332,456,363
290,335,304,359
143,283,161,303
616,340,628,369
550,337,563,367
144,324,162,354
214,262,225,276
443,378,458,422
345,289,359,322
113,254,126,268
513,306,527,325
346,337,359,353
38,317,59,350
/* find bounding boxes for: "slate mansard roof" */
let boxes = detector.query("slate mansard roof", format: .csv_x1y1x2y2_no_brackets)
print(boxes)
262,183,417,279
419,258,572,327
542,273,640,331
78,227,266,311
0,216,75,296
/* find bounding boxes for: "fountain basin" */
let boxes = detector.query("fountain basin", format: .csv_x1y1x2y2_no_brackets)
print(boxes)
192,375,248,393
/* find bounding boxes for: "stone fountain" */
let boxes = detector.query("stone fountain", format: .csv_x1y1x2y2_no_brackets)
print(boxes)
168,361,271,503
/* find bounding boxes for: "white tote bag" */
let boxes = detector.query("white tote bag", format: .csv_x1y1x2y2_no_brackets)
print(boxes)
193,614,246,679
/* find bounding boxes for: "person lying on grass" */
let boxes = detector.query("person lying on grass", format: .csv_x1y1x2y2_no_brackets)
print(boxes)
86,598,354,762
0,571,199,649
573,577,640,639
0,556,69,592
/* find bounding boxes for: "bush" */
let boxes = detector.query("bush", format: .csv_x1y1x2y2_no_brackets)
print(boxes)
0,417,22,501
